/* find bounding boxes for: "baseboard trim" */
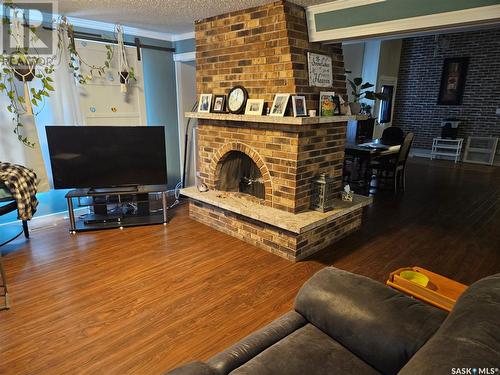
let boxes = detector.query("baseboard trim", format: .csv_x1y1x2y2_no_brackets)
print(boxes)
410,148,432,159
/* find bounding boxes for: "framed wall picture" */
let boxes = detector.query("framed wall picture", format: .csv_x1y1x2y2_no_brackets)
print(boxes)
438,57,469,105
198,94,212,113
307,52,333,87
270,94,290,117
245,99,265,115
319,92,341,116
212,95,226,113
292,96,307,117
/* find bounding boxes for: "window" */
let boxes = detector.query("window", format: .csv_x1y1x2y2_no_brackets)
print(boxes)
379,85,394,124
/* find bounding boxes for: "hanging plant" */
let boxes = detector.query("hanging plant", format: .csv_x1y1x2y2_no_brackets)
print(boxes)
0,5,55,147
116,25,136,93
2,2,135,147
57,17,114,84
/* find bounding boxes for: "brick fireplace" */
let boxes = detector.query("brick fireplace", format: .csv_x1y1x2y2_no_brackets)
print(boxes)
181,1,372,261
197,119,347,213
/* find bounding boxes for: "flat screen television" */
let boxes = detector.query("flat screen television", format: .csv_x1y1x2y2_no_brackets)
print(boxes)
46,126,167,190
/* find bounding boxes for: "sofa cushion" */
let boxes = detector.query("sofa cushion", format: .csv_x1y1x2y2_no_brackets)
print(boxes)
230,323,380,375
398,273,500,375
294,267,447,375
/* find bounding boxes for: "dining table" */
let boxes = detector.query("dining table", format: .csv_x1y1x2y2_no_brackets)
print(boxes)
344,141,401,193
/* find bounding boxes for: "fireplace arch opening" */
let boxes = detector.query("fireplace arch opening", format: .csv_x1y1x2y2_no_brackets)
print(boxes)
216,151,265,199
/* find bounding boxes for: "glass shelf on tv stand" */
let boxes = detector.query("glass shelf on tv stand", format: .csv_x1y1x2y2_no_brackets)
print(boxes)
65,185,169,234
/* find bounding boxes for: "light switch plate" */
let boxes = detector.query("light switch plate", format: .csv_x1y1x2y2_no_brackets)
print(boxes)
496,108,500,115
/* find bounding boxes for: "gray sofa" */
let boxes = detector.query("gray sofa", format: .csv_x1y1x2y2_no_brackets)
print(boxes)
167,267,500,375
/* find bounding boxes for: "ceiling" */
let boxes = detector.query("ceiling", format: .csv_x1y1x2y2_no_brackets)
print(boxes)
56,0,333,36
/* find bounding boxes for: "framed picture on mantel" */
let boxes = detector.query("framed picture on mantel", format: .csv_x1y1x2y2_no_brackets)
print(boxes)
438,57,469,105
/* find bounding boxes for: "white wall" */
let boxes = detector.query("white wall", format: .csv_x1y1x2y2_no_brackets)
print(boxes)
361,40,381,106
342,43,365,102
377,39,403,80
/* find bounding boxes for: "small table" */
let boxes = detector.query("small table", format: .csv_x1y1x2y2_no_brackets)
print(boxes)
387,267,468,312
430,138,464,163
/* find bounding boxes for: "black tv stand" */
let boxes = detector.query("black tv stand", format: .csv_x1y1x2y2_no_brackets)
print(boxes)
65,185,168,233
88,186,139,194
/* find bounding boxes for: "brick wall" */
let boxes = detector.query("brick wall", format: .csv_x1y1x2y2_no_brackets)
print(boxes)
195,0,346,111
393,28,500,149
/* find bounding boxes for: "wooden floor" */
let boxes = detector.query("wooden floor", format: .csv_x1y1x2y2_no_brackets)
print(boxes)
1,158,499,374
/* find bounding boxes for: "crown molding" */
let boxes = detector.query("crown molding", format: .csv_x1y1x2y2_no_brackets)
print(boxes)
306,0,384,14
173,51,195,62
65,16,175,41
0,7,191,43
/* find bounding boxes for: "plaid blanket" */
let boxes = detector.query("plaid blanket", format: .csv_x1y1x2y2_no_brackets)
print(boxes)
0,163,39,221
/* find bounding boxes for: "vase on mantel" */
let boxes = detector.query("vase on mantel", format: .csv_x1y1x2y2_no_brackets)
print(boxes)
349,102,361,115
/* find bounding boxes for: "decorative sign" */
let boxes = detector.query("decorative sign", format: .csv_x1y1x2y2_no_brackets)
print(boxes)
307,52,333,87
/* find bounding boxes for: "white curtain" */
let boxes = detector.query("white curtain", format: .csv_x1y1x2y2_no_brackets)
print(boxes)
0,84,50,191
0,34,84,191
33,34,84,189
43,33,85,127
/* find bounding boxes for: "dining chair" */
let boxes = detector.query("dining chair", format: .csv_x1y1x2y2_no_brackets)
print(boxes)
370,133,415,192
380,126,405,146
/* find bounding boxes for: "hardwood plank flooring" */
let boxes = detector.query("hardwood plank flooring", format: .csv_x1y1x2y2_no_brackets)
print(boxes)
1,158,499,374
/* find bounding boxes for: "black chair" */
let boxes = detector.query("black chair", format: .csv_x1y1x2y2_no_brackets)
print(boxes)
0,183,30,247
380,126,404,146
0,254,9,310
370,133,414,192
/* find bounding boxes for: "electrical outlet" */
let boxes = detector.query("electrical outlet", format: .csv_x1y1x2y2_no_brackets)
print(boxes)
496,108,500,115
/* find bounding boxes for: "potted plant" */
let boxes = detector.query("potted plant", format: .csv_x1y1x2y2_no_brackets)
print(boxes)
347,77,386,114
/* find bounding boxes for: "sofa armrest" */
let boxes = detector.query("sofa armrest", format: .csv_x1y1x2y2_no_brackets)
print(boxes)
294,267,447,375
207,311,306,374
399,273,500,374
166,362,218,375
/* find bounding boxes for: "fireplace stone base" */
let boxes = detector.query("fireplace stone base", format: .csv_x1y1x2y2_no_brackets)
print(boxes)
182,187,372,262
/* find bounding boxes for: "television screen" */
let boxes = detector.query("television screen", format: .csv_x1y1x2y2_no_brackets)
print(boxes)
46,126,167,189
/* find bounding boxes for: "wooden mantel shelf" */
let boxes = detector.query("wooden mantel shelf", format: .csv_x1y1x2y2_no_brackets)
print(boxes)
185,112,368,125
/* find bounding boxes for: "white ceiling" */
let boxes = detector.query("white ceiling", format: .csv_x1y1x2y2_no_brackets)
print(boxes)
56,0,332,36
